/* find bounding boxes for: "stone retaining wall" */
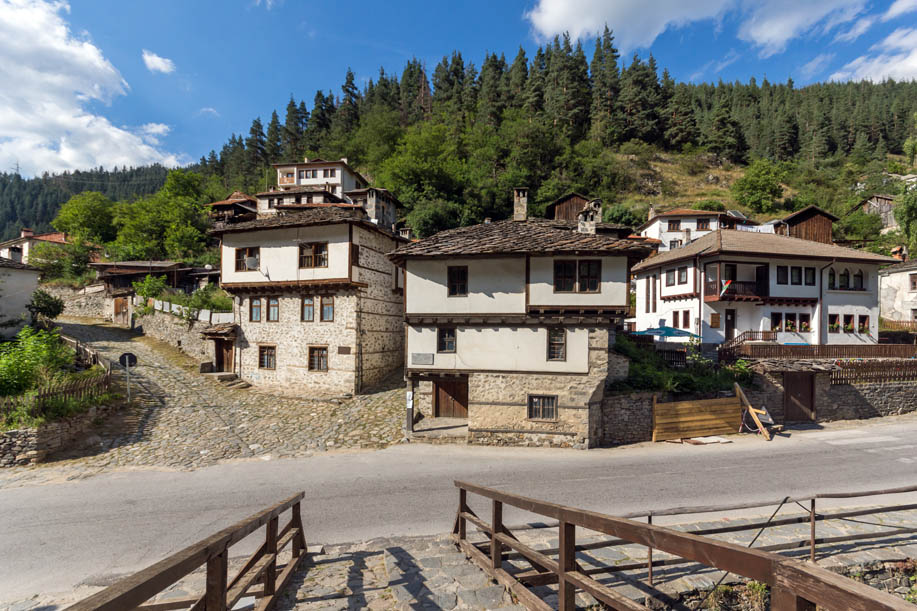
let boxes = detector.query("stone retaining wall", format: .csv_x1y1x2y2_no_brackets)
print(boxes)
137,309,213,365
42,284,106,319
0,402,118,467
600,392,656,445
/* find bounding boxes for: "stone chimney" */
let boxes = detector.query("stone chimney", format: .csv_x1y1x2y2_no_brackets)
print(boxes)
20,228,33,238
647,205,656,221
513,188,528,222
577,199,603,235
340,157,348,164
303,156,309,163
399,227,414,240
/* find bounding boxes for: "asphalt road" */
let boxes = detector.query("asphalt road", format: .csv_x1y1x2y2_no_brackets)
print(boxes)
2,415,917,602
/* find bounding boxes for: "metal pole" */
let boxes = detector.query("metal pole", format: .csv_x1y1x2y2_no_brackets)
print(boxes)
126,365,131,404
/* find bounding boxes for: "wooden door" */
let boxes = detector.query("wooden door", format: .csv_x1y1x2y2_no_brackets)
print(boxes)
725,309,737,341
434,377,468,418
784,372,816,421
113,297,129,326
215,339,233,372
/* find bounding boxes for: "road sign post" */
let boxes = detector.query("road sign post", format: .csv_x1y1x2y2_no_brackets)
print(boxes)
119,352,138,403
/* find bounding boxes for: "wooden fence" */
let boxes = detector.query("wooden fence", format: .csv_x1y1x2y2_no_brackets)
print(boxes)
0,334,113,422
651,394,742,441
66,492,307,611
831,360,917,385
880,318,917,332
737,342,917,359
453,481,916,611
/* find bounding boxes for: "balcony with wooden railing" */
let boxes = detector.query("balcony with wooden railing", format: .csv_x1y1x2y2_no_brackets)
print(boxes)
703,279,766,302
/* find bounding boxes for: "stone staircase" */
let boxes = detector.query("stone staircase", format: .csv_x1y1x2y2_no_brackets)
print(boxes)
203,372,251,390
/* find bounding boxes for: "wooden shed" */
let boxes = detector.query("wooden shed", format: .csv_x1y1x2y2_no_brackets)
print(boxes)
545,192,590,220
776,205,838,244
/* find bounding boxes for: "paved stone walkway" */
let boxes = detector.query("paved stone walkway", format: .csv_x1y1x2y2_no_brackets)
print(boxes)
0,318,405,488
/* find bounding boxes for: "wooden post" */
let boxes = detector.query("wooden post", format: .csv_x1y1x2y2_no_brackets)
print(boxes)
771,585,816,611
458,488,467,540
292,502,307,558
491,500,503,570
264,515,278,597
809,498,816,563
558,521,575,611
647,515,653,586
205,550,228,611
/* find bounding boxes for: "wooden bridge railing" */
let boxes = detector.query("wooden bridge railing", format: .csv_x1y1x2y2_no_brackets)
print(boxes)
453,481,915,611
66,492,307,611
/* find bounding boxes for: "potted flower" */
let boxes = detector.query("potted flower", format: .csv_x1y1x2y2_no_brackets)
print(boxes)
843,322,854,333
785,320,796,332
858,323,869,334
829,322,840,333
800,321,811,332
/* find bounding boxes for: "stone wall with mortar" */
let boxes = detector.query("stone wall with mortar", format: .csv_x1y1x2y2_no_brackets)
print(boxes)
600,392,656,445
352,225,404,391
137,309,213,364
466,327,611,449
236,292,359,396
42,285,107,319
0,402,118,467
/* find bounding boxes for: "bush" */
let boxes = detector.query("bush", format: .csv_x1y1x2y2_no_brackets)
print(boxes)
188,283,233,313
0,327,74,396
694,200,726,212
26,289,64,323
731,159,784,213
132,274,168,300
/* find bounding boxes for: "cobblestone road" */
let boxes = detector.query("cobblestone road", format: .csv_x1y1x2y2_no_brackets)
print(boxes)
0,318,405,488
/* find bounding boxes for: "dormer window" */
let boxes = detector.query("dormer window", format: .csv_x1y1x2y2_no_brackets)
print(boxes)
668,220,681,231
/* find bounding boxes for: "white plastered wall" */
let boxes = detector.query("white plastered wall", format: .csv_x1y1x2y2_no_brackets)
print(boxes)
528,256,628,307
405,258,525,314
221,224,350,284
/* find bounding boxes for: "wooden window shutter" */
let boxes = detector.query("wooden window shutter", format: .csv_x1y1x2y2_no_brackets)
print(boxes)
710,313,720,329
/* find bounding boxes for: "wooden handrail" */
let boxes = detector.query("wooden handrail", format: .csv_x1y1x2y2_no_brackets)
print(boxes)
453,481,913,611
66,492,307,611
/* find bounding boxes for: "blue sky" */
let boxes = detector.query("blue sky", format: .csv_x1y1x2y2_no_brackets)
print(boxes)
1,0,916,177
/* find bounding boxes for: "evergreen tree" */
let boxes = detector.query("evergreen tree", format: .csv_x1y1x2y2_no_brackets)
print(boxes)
774,109,799,161
264,110,282,164
505,47,528,109
589,26,622,145
705,103,746,162
663,85,699,150
282,96,304,162
244,118,267,178
619,54,661,143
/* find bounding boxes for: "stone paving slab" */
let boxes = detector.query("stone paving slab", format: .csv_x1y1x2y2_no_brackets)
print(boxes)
0,319,406,489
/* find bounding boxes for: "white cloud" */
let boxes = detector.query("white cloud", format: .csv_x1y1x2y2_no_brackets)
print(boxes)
139,122,170,145
799,53,834,79
0,0,180,176
142,49,175,74
830,27,917,81
254,0,280,8
198,107,220,117
525,0,864,56
884,0,917,21
833,15,877,43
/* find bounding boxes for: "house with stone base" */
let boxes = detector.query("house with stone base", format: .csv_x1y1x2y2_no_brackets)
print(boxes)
389,189,656,448
209,201,407,397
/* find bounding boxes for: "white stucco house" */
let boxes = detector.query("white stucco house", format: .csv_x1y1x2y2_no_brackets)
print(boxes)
879,260,917,324
389,189,656,448
632,230,896,347
637,208,757,252
0,228,70,264
0,257,40,338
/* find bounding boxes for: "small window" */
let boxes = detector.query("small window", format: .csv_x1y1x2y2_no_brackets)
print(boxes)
853,270,864,290
577,260,601,293
776,266,788,285
301,297,314,322
696,218,710,230
829,269,836,290
268,198,276,209
665,269,676,287
350,244,360,266
330,168,336,177
910,274,917,291
299,170,305,179
258,346,276,370
771,312,783,332
308,346,328,371
448,266,468,296
790,267,802,285
437,328,456,353
669,240,682,250
547,328,566,361
672,311,679,328
858,315,870,334
249,297,262,322
804,267,816,286
710,312,721,328
235,247,260,272
839,269,850,290
527,395,557,421
644,275,651,314
285,172,293,179
299,243,328,268
784,313,797,332
799,313,811,332
320,296,334,321
554,261,576,292
682,310,690,329
828,313,840,333
843,314,854,333
267,297,279,322
668,220,681,231
677,266,688,285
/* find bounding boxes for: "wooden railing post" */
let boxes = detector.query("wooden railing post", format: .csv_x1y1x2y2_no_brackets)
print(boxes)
264,515,278,597
771,584,816,610
491,500,503,570
205,549,228,611
809,498,816,562
647,515,653,586
558,521,575,611
292,501,306,558
458,488,467,540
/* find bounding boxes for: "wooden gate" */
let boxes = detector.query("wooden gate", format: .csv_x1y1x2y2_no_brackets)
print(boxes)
784,372,816,421
113,297,130,327
214,339,234,373
652,395,742,441
434,377,468,418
